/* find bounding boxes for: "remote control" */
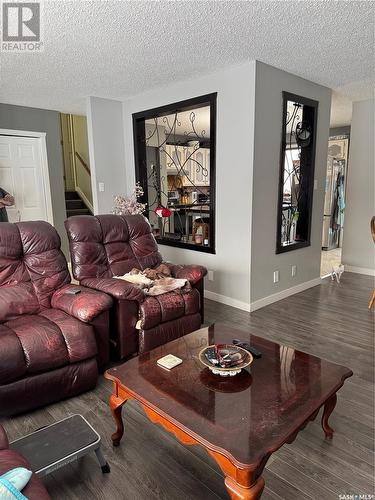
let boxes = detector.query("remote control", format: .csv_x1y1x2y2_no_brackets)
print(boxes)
65,288,81,295
232,339,262,359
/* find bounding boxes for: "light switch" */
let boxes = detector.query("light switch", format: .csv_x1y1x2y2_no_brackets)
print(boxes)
98,182,105,192
314,179,318,190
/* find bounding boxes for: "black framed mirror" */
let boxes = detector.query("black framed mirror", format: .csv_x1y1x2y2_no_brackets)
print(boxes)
133,93,216,254
276,92,318,254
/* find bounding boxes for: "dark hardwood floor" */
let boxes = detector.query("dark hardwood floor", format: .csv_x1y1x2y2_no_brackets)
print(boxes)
2,272,374,499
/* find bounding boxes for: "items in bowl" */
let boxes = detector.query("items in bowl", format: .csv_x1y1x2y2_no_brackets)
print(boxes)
204,344,247,368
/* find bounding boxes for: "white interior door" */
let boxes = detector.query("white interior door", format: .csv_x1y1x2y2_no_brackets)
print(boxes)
0,135,48,223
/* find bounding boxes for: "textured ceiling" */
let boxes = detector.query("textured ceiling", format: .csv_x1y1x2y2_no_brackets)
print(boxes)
0,1,374,126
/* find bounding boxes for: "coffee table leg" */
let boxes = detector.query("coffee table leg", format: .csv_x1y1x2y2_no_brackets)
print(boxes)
109,394,126,446
225,475,265,500
321,393,337,439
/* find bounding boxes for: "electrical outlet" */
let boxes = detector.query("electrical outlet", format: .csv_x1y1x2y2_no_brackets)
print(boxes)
98,182,105,192
291,265,297,277
208,270,214,281
273,270,279,283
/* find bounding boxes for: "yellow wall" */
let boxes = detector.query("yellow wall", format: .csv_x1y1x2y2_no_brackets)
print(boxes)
60,114,75,191
71,115,93,205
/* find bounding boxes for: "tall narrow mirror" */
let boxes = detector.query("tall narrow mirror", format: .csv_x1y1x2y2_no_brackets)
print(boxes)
276,92,318,253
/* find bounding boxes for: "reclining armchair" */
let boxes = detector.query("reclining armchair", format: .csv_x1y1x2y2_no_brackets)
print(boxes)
0,221,112,417
65,214,207,359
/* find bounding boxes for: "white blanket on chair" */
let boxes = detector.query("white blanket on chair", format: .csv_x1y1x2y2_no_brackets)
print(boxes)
114,273,188,296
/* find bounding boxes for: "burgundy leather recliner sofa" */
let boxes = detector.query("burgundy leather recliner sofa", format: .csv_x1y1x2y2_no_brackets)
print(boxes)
0,424,50,499
65,214,207,359
0,221,113,417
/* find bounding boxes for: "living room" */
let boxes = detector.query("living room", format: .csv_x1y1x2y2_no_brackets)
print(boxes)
0,2,374,499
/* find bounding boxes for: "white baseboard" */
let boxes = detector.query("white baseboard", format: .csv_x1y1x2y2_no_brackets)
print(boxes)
76,186,94,213
205,277,324,313
344,265,375,276
204,290,251,312
250,277,322,312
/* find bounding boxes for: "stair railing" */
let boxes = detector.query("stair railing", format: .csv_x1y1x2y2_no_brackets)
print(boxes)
73,151,93,214
75,152,90,175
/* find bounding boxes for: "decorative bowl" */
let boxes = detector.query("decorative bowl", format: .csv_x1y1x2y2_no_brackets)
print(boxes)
198,344,253,377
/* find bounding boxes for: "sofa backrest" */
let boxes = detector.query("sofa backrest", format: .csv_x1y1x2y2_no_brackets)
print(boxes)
65,214,163,281
0,221,70,319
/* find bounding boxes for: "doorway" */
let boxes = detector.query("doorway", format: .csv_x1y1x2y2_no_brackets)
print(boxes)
0,131,53,223
60,114,93,217
320,135,349,277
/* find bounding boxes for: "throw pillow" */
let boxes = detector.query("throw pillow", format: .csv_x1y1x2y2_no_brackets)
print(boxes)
0,467,32,500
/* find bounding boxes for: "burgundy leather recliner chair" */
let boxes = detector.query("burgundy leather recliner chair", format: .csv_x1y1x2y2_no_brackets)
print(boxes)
0,221,113,417
65,214,207,359
0,424,50,499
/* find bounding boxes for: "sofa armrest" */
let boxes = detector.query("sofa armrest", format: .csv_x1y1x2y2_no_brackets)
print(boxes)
167,263,207,285
0,425,8,450
51,284,113,323
81,277,145,303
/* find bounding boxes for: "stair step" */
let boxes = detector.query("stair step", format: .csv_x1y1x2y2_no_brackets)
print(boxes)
65,191,81,200
66,199,86,210
65,190,92,217
66,208,92,217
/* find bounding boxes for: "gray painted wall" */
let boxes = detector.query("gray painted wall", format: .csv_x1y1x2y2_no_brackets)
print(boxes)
250,62,332,303
86,97,127,214
0,103,68,254
342,99,375,273
120,62,256,310
87,62,333,310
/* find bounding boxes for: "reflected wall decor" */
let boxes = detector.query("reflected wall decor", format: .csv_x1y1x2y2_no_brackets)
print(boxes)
276,92,318,254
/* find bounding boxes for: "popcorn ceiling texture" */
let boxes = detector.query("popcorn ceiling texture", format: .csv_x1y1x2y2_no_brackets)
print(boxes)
0,1,373,125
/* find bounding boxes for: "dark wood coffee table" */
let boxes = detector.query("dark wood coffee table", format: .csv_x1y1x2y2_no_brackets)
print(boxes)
105,324,352,499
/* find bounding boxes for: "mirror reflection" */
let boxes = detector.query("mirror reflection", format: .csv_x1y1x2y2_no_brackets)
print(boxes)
277,92,318,253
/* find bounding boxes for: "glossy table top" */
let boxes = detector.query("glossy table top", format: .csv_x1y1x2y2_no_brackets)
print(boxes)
107,324,352,467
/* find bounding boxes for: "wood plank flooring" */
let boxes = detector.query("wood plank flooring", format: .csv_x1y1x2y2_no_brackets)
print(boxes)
1,272,374,499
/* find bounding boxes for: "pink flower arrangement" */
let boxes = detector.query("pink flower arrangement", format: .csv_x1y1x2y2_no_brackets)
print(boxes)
113,182,146,216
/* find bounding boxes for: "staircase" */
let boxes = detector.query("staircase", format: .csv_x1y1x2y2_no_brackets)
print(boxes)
65,191,92,218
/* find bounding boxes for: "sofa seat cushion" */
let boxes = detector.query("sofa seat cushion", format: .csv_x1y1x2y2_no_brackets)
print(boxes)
0,311,97,385
0,360,97,418
139,288,200,330
0,324,27,384
40,309,97,363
